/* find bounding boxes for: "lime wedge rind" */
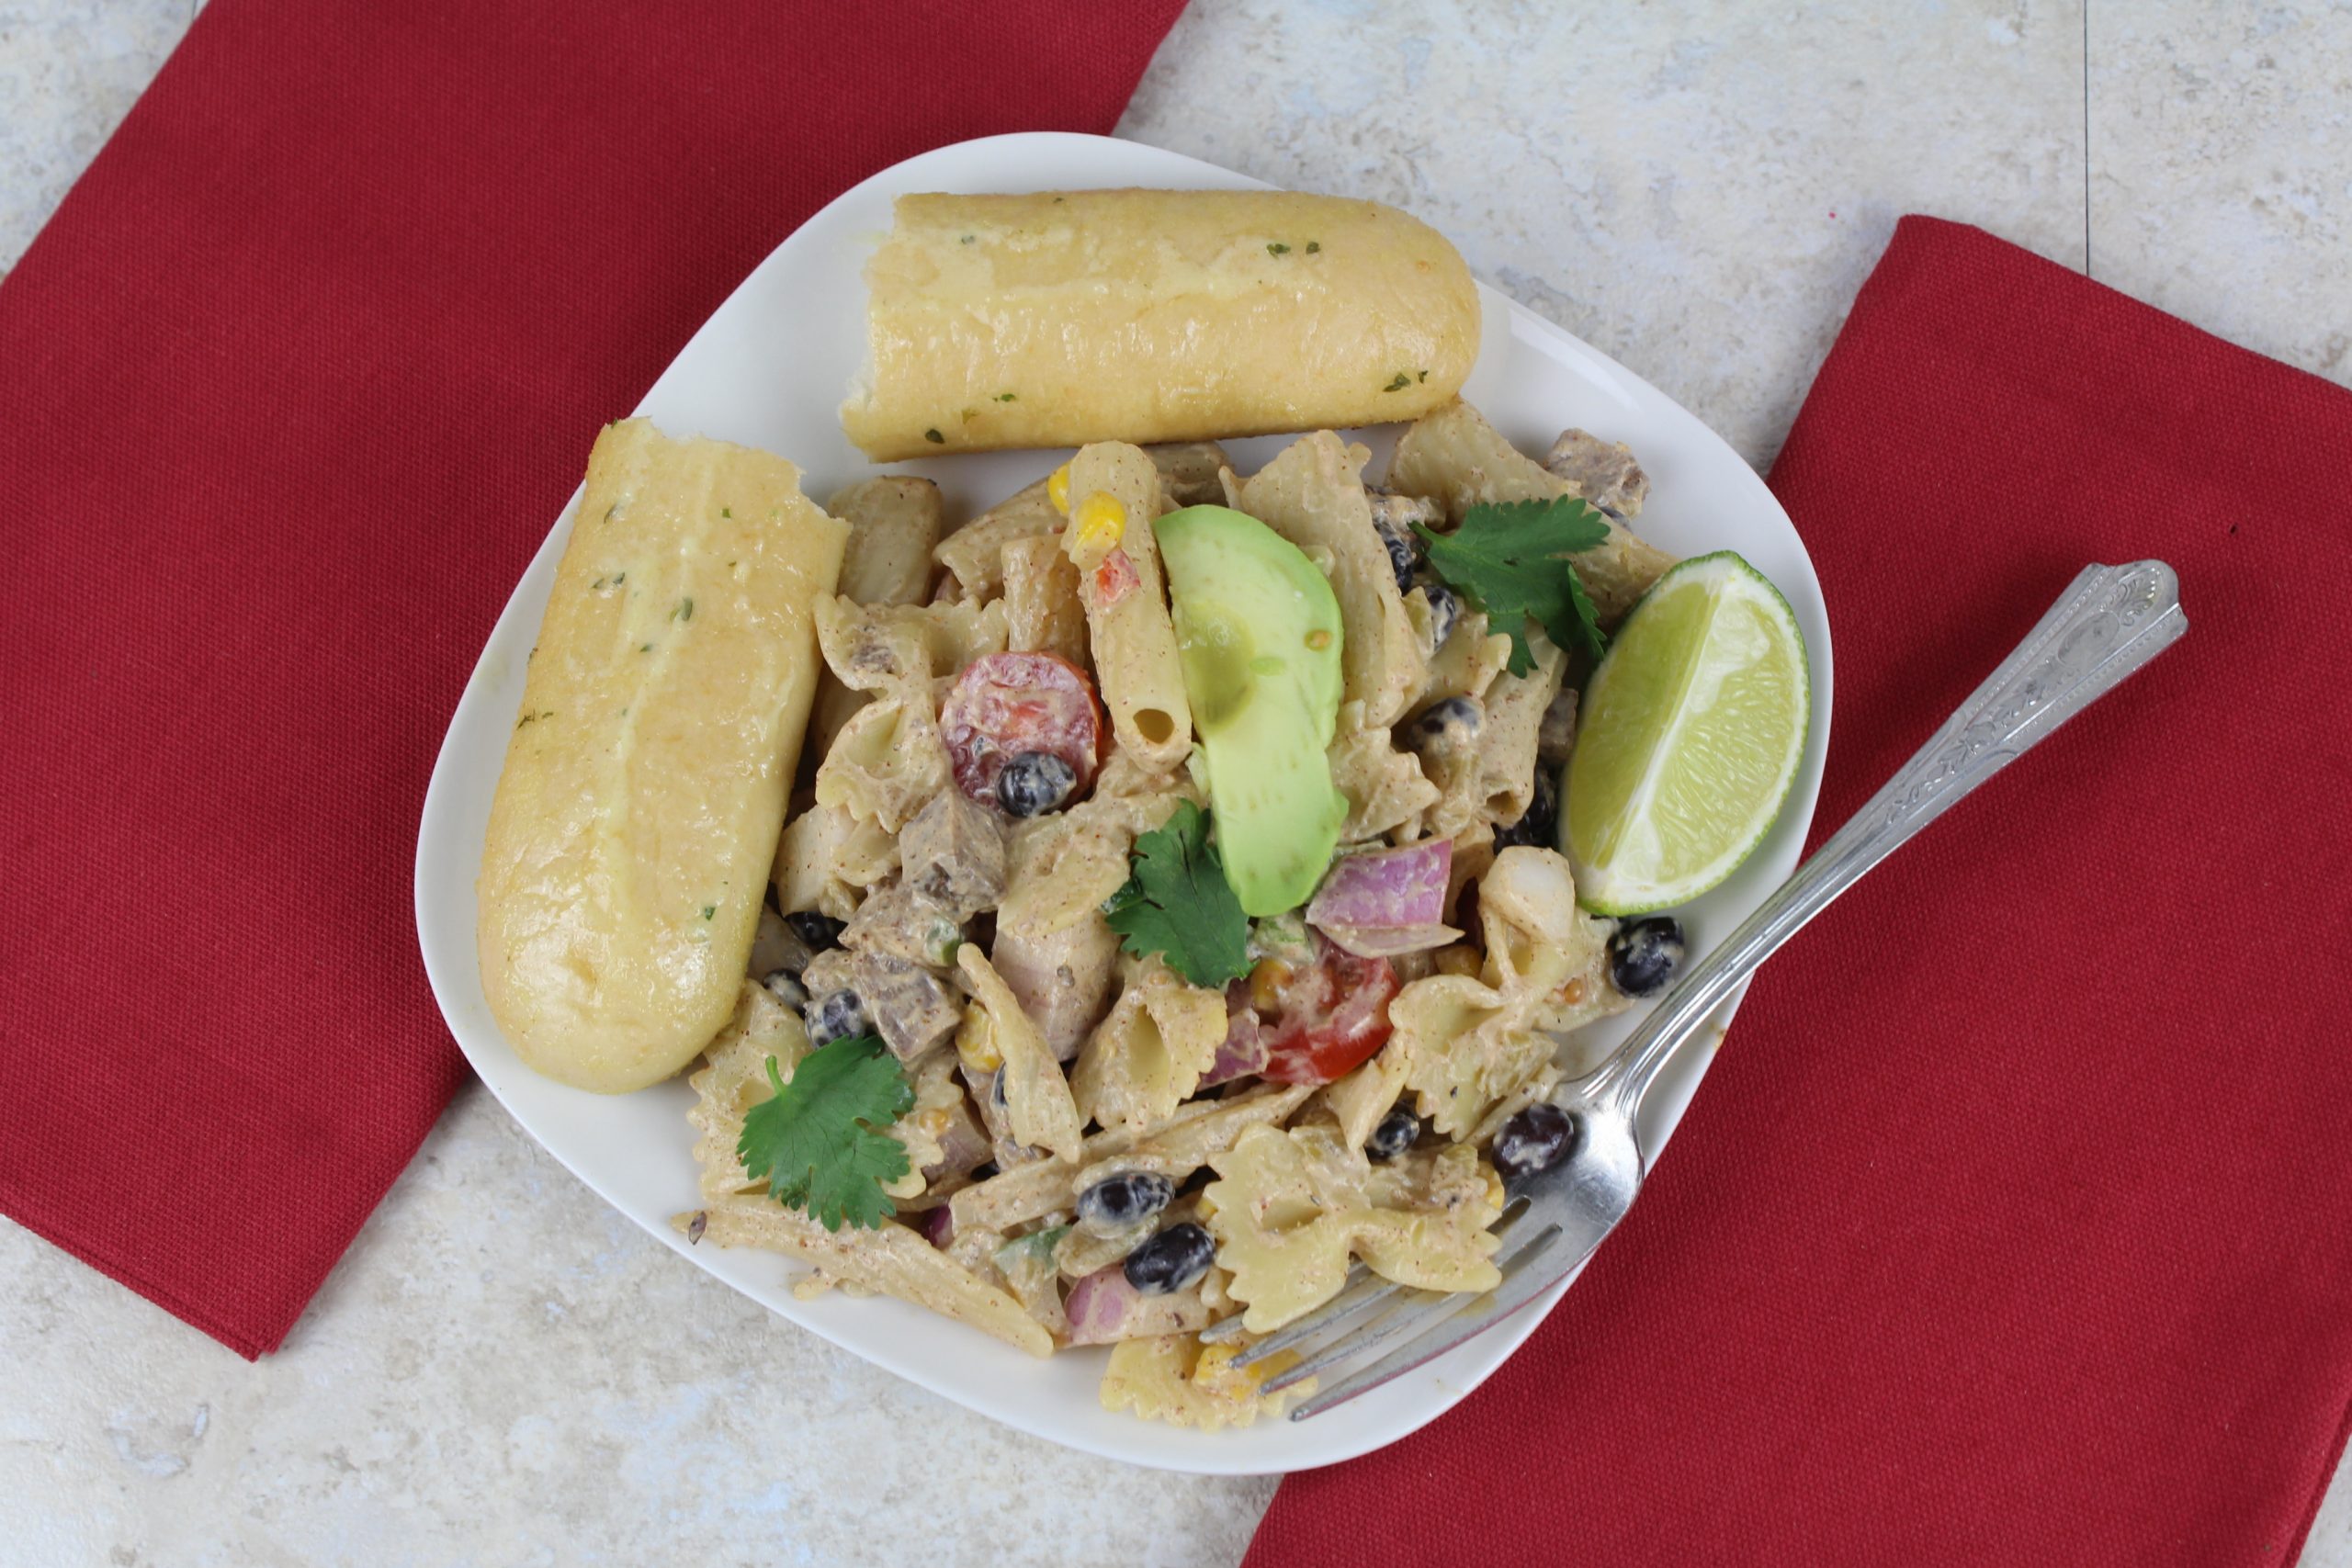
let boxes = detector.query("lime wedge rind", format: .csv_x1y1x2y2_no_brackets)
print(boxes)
1561,551,1811,918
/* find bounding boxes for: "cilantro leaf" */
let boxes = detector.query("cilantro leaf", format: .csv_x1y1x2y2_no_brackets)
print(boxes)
1414,495,1613,674
1102,800,1251,988
736,1041,914,1232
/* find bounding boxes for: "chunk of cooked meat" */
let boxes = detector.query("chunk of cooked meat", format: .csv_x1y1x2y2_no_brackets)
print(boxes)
899,789,1008,918
1543,429,1648,518
1144,441,1235,509
803,947,962,1062
841,881,964,969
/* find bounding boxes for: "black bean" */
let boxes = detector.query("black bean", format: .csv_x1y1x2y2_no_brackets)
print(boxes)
1408,694,1481,751
1366,1106,1420,1161
805,988,868,1048
1076,1171,1175,1230
995,750,1078,818
1123,1222,1216,1296
1492,768,1558,852
786,911,847,951
1608,916,1686,998
1421,582,1461,650
1372,517,1419,594
1492,1103,1579,1182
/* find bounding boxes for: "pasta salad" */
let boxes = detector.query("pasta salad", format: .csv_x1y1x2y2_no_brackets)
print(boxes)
676,396,1690,1430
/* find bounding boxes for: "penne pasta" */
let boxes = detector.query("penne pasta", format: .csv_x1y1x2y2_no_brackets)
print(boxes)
936,479,1060,602
948,1083,1314,1235
1062,442,1193,770
1001,533,1090,668
829,476,942,606
1476,637,1566,829
938,444,1235,603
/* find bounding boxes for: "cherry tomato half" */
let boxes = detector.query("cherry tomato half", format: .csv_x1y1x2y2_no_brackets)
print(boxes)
939,651,1105,810
1253,937,1399,1086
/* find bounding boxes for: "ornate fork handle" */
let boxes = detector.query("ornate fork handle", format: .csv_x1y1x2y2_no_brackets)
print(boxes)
1589,560,2188,1117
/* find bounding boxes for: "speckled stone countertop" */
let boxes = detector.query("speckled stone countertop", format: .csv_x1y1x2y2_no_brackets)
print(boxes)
3,3,2347,1564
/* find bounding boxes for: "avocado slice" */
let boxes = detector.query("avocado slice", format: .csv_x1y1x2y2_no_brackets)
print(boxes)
1154,505,1347,916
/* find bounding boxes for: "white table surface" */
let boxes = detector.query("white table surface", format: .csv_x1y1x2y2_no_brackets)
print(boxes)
3,2,2347,1564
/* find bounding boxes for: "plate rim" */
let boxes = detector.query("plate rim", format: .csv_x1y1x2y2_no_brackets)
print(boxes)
413,129,1833,1474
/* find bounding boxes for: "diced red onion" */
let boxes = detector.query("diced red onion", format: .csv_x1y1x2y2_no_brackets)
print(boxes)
1306,840,1452,935
1200,982,1268,1086
1316,919,1463,959
915,1205,955,1249
1063,1267,1138,1345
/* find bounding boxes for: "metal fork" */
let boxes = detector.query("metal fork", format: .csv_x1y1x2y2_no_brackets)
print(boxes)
1211,559,2187,1419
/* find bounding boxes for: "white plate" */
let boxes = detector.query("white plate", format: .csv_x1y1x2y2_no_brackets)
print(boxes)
413,131,1831,1474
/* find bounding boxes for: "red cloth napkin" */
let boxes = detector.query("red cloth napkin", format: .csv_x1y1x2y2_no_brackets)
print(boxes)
1250,219,2352,1566
0,0,1185,1359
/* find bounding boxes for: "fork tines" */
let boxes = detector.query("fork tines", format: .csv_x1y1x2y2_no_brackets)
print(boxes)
1278,1213,1576,1417
1194,1192,1577,1418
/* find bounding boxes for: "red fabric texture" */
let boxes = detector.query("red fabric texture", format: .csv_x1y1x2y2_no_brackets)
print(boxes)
1250,219,2352,1566
0,0,1186,1359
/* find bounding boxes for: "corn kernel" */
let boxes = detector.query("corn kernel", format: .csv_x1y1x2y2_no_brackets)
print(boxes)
1046,462,1073,513
955,1005,1002,1074
1484,1166,1508,1210
918,1107,952,1138
1433,945,1480,978
1249,958,1295,1012
1555,976,1586,1006
1073,491,1126,549
1195,1340,1296,1403
1191,1342,1252,1394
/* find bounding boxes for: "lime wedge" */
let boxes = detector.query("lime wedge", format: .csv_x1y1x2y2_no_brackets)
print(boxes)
1562,551,1809,915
